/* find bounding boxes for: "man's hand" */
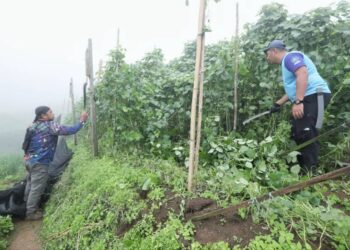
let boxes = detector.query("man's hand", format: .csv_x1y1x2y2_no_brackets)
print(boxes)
270,103,281,113
292,103,304,119
80,111,89,123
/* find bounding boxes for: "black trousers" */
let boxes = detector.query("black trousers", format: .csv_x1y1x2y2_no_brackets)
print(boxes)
291,93,331,171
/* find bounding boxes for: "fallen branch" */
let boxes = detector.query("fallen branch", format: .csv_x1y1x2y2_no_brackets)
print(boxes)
188,164,350,221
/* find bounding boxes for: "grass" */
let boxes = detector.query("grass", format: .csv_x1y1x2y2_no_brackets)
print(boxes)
0,154,26,189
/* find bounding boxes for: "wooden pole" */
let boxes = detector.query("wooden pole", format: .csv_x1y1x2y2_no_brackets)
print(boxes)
117,28,120,49
194,34,205,176
188,0,206,192
85,38,98,157
69,78,77,145
233,1,239,130
116,28,120,74
114,29,120,152
98,60,103,80
189,164,350,221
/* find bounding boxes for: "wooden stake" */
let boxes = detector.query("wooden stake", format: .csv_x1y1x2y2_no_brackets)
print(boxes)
233,1,239,130
194,33,205,176
98,60,103,81
117,28,120,49
114,29,120,152
188,0,206,192
85,38,98,157
69,78,77,145
189,164,350,221
116,28,120,73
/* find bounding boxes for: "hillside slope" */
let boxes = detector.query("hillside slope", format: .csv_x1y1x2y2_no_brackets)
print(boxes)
39,147,350,249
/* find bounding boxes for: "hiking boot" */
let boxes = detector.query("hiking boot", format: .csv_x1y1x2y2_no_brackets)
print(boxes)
26,211,43,220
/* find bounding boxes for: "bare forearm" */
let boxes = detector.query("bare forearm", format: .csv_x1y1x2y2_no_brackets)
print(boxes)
295,67,308,101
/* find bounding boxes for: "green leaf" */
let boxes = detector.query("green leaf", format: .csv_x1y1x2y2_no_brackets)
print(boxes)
216,147,224,153
290,165,301,175
239,146,249,154
245,149,256,159
245,162,253,169
268,145,278,157
288,151,300,158
259,82,272,89
235,177,249,186
343,78,350,85
256,160,267,173
142,179,151,191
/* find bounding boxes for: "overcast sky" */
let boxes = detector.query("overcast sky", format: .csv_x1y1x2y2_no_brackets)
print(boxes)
0,0,338,119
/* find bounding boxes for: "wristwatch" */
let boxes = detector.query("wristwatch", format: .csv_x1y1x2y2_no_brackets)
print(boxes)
293,99,304,105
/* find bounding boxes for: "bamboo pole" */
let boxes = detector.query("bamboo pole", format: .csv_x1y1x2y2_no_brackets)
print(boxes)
117,28,120,49
97,59,103,81
115,29,120,151
233,1,239,130
189,164,350,221
69,78,77,145
194,34,205,176
85,38,98,157
188,0,206,192
116,28,120,73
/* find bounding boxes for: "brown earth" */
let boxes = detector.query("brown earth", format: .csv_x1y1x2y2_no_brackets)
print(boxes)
192,213,269,247
185,199,269,248
116,191,269,248
7,219,43,250
154,195,269,248
154,188,350,249
7,177,349,250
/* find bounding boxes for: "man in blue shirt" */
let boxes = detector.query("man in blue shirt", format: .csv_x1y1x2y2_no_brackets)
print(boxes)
24,106,88,220
264,40,331,174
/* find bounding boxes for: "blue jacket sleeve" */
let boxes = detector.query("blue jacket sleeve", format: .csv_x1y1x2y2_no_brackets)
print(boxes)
49,121,85,135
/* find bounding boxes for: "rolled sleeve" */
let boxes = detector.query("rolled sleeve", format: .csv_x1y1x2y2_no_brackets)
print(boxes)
284,52,305,73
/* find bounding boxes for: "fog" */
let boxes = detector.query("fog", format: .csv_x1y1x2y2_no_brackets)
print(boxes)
0,0,337,155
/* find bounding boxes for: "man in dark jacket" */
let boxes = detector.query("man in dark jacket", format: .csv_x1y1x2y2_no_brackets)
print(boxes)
24,106,88,220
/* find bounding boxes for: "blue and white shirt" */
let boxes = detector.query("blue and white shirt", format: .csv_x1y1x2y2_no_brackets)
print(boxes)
25,121,84,167
281,51,331,102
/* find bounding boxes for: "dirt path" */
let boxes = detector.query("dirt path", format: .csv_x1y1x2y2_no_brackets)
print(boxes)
7,219,43,250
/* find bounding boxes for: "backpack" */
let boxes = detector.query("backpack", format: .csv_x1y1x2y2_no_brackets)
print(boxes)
22,127,33,154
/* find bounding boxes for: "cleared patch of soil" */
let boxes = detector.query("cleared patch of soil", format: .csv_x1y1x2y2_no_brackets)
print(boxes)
154,195,183,223
117,190,268,248
7,219,43,250
185,199,268,247
155,195,268,248
193,214,268,247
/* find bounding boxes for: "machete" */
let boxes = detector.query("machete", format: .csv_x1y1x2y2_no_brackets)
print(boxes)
242,110,271,125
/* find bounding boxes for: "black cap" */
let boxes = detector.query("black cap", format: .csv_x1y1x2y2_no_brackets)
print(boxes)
264,40,286,53
34,106,50,122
